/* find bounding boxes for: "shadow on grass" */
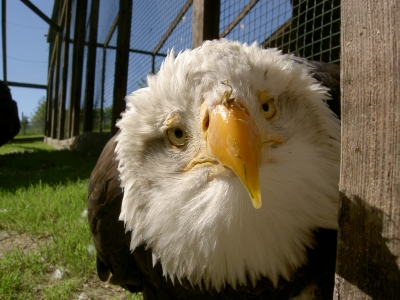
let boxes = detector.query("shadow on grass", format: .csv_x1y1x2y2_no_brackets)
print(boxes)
0,146,99,192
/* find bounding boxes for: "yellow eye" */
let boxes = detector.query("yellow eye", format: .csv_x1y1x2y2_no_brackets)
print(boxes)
167,127,187,148
261,100,276,119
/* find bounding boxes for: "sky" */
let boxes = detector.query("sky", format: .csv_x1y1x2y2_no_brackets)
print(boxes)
0,0,52,121
0,0,292,122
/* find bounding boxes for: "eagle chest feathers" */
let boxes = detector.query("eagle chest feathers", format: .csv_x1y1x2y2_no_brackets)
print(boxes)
88,39,340,299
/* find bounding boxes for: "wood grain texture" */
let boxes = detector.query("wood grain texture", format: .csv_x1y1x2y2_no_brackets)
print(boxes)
335,0,400,298
192,0,220,48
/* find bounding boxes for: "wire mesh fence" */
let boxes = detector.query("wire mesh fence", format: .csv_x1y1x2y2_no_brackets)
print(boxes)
261,0,341,63
46,0,341,141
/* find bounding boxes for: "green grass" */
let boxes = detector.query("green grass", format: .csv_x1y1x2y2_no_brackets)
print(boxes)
0,142,95,191
0,141,54,155
14,134,45,140
0,142,142,299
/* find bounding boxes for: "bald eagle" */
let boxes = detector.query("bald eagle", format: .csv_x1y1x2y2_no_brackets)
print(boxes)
88,40,340,299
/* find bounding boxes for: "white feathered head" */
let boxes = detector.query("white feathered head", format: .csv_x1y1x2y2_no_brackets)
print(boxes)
116,39,340,291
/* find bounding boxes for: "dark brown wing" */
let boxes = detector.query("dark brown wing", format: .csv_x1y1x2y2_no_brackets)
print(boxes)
87,134,142,292
309,60,340,118
292,58,341,118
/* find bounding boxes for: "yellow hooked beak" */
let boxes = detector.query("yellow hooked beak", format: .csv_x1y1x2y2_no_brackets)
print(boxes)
206,101,262,209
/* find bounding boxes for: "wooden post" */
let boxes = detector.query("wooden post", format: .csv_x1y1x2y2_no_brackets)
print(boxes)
83,0,100,132
45,0,64,139
99,49,106,133
192,0,220,48
45,63,54,137
51,37,61,139
111,0,132,134
57,0,71,140
68,0,87,137
335,0,400,299
46,32,57,138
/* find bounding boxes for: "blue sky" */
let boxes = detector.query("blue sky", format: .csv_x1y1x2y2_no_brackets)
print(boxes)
0,0,52,120
0,0,291,121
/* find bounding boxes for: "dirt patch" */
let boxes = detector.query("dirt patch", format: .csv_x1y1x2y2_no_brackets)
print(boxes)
73,280,134,300
0,230,51,258
0,230,140,299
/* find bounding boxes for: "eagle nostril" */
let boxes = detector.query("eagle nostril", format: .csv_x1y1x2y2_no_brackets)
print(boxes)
202,112,209,132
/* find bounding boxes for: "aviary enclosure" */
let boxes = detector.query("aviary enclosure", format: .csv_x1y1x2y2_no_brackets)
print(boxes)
2,0,399,298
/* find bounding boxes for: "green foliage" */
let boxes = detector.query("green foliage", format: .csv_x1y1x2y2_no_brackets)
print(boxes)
31,96,46,125
17,97,46,137
89,106,112,132
104,106,112,122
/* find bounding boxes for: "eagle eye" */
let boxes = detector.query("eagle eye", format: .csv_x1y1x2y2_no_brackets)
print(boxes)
167,127,187,148
261,99,276,119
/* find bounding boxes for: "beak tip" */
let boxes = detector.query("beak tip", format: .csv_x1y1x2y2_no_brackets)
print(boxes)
251,195,262,209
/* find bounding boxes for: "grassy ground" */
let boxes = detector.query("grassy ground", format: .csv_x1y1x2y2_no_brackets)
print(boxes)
0,141,53,155
0,142,142,299
14,134,45,140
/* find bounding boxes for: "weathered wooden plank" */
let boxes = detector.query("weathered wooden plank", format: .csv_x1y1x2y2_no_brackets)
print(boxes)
335,0,400,298
111,0,133,134
192,0,220,48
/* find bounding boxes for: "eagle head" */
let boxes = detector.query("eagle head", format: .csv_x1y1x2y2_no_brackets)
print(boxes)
115,39,340,291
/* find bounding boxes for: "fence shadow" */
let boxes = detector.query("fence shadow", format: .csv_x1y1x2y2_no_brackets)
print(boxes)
0,147,99,192
337,195,400,298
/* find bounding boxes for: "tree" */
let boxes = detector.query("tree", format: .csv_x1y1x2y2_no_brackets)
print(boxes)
31,96,46,132
20,113,29,136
